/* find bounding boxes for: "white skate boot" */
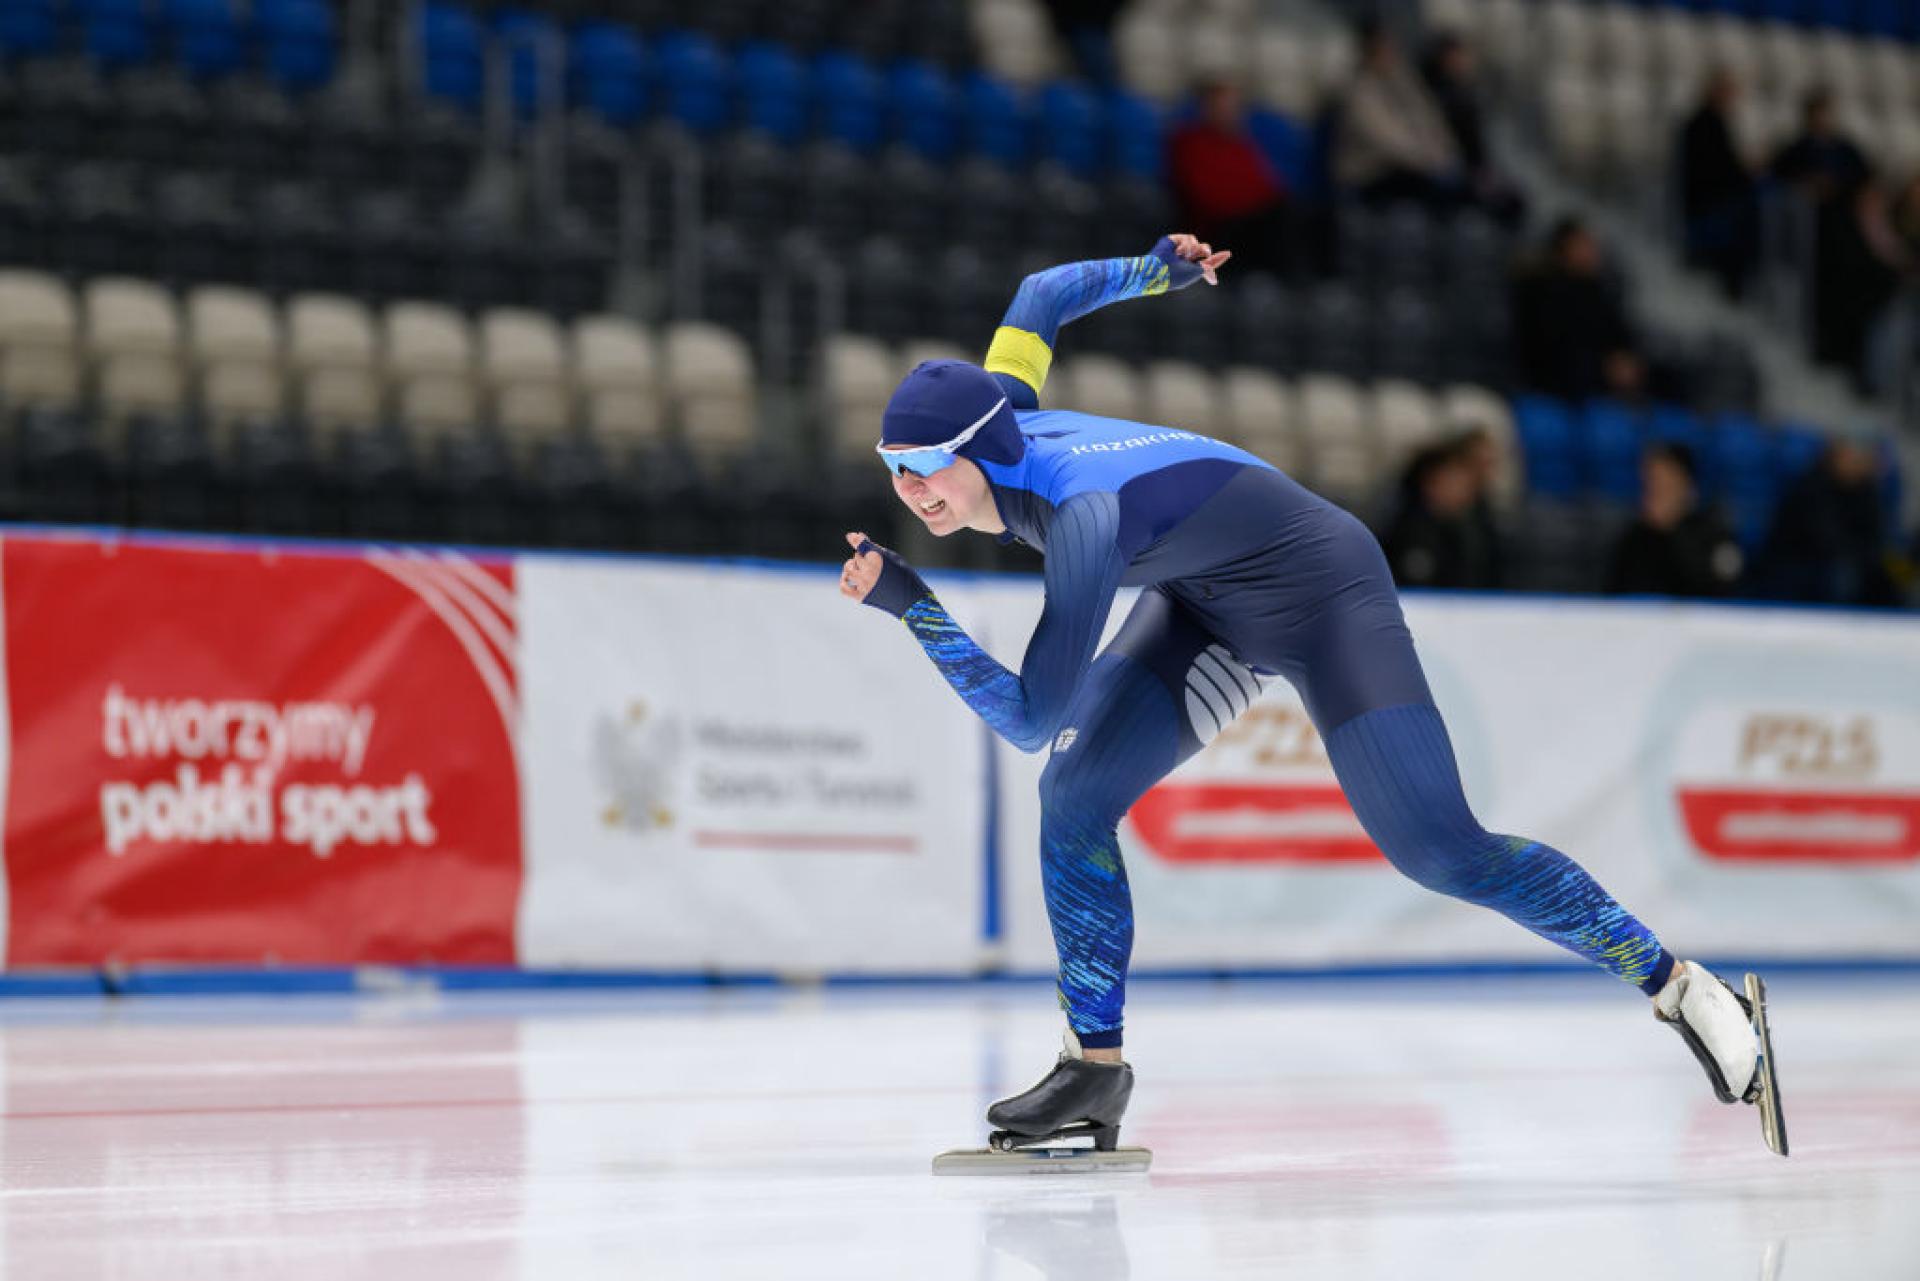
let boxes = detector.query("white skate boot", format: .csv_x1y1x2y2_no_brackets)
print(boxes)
1653,961,1788,1156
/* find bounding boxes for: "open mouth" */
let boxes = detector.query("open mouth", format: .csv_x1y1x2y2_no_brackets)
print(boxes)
918,498,947,517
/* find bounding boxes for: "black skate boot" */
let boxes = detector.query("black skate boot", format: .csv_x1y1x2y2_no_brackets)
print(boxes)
932,1032,1152,1175
987,1035,1133,1153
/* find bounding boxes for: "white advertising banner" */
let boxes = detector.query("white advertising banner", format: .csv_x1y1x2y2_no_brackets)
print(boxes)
516,557,987,972
983,591,1920,972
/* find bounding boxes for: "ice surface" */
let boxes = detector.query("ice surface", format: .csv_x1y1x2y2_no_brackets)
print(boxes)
0,974,1915,1280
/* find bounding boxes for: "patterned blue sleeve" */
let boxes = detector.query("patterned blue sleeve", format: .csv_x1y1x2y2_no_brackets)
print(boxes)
901,493,1126,752
999,254,1173,348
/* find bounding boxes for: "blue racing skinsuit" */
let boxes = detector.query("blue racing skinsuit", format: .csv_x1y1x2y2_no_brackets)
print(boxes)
863,247,1674,1047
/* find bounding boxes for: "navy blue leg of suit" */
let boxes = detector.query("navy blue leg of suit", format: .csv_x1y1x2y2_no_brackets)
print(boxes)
1039,559,1675,1049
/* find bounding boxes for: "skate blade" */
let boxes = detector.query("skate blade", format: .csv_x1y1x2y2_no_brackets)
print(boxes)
931,1146,1152,1176
1744,973,1789,1158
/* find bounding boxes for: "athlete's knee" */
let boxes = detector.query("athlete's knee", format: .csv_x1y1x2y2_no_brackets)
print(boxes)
1370,818,1511,903
1038,749,1128,832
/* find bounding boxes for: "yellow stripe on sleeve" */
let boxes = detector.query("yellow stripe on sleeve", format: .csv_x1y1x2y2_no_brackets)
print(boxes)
983,325,1054,394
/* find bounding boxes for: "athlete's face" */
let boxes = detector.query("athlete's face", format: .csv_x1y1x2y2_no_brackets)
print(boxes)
890,457,994,536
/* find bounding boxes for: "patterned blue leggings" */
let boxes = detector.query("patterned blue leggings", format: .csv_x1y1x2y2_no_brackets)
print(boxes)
1039,589,1674,1048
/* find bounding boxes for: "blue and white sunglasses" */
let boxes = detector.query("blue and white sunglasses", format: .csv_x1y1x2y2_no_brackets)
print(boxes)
875,398,1006,478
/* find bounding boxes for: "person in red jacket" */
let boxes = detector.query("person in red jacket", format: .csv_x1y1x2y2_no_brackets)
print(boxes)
1167,80,1301,279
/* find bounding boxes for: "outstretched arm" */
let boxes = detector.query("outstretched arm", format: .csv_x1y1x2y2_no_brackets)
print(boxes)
984,233,1231,409
838,505,1127,753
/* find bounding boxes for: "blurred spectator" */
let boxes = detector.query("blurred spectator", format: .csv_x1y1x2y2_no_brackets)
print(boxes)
1419,31,1523,226
1756,436,1898,606
1771,88,1868,210
1380,437,1502,590
1450,425,1510,585
1333,17,1464,212
1511,217,1646,401
1676,70,1760,300
1809,172,1912,392
1167,80,1302,279
1604,443,1742,598
1890,172,1920,261
1041,0,1124,87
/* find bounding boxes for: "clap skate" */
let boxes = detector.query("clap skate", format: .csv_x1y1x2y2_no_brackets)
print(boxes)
1654,961,1788,1157
932,1031,1153,1175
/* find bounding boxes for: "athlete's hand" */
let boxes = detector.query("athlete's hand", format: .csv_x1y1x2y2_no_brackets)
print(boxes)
840,531,883,602
1155,233,1232,288
840,531,933,618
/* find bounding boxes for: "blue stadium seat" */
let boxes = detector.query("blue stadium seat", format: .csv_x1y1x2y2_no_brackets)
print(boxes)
417,2,483,112
888,60,959,162
1773,425,1826,485
496,9,561,121
1647,404,1709,488
77,0,152,69
1038,80,1103,178
1810,0,1856,30
738,41,808,144
655,30,733,136
1512,395,1579,498
0,0,58,59
569,22,646,128
166,0,241,80
1582,399,1644,502
812,50,882,152
1855,0,1900,34
1709,413,1774,503
257,0,333,93
1106,89,1163,180
1246,108,1316,201
962,72,1028,170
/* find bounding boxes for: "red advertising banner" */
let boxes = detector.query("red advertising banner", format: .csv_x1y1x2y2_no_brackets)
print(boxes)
1,533,522,966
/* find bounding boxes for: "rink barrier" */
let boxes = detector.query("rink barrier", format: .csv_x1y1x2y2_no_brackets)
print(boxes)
3,956,1919,999
5,523,1920,980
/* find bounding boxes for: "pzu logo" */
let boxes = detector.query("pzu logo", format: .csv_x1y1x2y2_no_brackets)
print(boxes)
1053,728,1078,753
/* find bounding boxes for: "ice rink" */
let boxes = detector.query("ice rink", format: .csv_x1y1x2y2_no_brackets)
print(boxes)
0,973,1915,1280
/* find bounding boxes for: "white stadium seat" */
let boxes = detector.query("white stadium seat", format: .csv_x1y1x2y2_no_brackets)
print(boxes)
1863,39,1913,113
1251,28,1313,118
300,366,382,439
1595,4,1651,79
287,294,377,372
1115,9,1185,102
384,302,473,380
83,277,179,358
1056,355,1143,422
97,351,186,426
1650,10,1704,92
972,0,1058,87
1542,2,1598,73
0,345,81,411
185,286,278,367
1441,383,1521,509
1479,0,1534,82
1219,367,1297,472
1757,24,1814,104
664,322,757,464
900,339,971,370
1703,17,1760,86
0,270,80,410
1143,360,1222,439
1296,374,1379,501
396,375,480,453
1546,77,1605,180
1186,15,1249,86
1369,380,1441,467
1812,32,1865,100
201,361,285,431
572,314,662,448
821,333,899,463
